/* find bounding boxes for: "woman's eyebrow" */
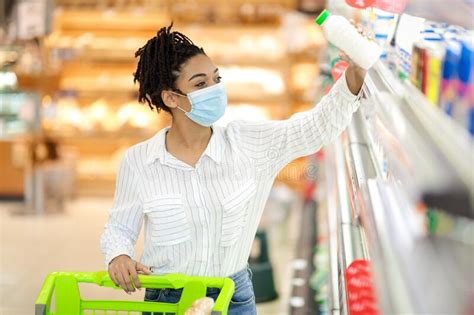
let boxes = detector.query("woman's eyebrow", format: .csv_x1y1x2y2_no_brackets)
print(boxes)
188,73,206,81
188,68,219,81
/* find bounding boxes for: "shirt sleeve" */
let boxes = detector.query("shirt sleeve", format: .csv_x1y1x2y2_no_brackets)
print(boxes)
229,71,361,175
100,151,144,267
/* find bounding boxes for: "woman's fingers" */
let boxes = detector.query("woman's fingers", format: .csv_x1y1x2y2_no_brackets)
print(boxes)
115,270,131,294
129,264,141,290
108,256,152,294
119,265,135,293
348,20,374,40
136,262,152,275
107,255,144,294
108,268,120,287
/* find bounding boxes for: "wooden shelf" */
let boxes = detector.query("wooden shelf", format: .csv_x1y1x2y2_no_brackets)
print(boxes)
47,128,160,140
54,10,170,34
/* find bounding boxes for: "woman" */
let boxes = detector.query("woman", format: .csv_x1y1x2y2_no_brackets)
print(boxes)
100,24,366,314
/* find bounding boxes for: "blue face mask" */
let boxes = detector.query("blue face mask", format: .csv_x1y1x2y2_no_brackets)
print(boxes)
172,82,228,127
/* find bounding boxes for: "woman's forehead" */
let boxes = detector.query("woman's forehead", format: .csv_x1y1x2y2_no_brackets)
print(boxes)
179,54,217,79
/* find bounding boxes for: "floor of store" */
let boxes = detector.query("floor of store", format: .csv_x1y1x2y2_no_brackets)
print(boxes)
0,195,302,314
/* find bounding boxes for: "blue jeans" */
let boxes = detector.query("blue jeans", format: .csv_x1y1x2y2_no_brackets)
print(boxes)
143,267,257,315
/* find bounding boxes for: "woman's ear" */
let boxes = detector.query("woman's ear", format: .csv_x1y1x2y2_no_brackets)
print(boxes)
161,90,179,109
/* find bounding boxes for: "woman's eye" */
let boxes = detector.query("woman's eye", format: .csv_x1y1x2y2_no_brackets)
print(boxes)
216,76,222,82
196,82,206,87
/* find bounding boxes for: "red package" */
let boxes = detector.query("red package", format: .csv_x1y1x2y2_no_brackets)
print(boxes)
345,0,376,9
373,0,408,13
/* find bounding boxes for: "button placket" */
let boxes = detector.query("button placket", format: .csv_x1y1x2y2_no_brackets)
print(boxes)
191,169,209,271
195,166,212,273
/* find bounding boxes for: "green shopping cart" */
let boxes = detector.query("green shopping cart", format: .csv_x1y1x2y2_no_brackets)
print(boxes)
35,271,235,315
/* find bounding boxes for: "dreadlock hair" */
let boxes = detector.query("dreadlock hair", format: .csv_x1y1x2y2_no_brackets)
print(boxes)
133,23,205,114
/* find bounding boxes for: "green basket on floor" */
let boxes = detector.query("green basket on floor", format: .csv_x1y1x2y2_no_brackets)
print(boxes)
35,271,235,315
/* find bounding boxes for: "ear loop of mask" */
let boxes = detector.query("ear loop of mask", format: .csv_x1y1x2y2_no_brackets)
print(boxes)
169,90,189,114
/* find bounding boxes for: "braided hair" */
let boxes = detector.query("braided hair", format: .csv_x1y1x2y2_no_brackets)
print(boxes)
133,23,205,114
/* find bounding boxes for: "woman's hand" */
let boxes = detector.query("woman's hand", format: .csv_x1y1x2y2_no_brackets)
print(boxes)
108,254,152,294
340,20,373,95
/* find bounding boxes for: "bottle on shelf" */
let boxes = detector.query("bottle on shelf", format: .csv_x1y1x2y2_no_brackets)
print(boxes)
454,38,474,135
440,41,461,116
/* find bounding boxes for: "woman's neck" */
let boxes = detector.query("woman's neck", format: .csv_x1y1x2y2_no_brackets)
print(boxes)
166,119,212,151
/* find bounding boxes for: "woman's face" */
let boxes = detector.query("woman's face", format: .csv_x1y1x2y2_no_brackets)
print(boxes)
164,54,222,113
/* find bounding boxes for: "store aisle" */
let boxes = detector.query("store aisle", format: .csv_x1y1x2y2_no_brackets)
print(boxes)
0,195,302,314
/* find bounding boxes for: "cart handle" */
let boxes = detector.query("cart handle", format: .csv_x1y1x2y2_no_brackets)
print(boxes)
35,271,235,314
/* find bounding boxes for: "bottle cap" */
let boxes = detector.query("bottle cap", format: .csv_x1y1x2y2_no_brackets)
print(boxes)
315,10,330,25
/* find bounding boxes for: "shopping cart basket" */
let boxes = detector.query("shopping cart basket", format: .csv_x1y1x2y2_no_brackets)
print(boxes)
35,271,235,315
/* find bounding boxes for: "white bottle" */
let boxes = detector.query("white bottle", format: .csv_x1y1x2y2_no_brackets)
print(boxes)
316,10,383,70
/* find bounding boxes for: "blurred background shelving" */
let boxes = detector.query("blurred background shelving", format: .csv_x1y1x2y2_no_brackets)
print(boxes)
2,0,325,196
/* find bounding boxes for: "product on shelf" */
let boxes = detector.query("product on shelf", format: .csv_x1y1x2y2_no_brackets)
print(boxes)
330,59,349,81
43,97,162,135
60,72,136,93
369,8,397,59
84,98,115,131
47,29,287,64
372,0,407,14
118,102,160,128
392,13,426,79
345,0,375,9
408,25,473,134
48,95,82,132
440,41,462,116
171,2,286,25
0,91,38,137
454,39,474,134
183,27,286,62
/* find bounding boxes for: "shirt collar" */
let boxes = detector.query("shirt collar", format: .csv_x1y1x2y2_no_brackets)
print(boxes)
145,126,224,166
204,126,224,164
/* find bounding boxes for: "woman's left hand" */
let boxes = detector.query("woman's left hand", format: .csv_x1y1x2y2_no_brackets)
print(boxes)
340,21,372,95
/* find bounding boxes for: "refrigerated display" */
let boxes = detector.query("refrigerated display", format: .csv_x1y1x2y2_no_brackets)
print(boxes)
308,2,473,314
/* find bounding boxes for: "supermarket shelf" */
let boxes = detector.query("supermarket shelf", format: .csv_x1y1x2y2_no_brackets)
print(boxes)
349,65,472,313
321,137,371,315
60,88,288,105
404,0,474,30
59,89,138,99
290,200,317,315
47,130,155,141
367,61,473,218
54,9,170,33
316,58,473,315
375,62,472,185
52,47,291,69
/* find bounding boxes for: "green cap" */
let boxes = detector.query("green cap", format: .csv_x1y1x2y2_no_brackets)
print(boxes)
315,9,330,25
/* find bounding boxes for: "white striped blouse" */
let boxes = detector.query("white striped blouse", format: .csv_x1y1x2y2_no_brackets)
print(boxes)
100,72,360,277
